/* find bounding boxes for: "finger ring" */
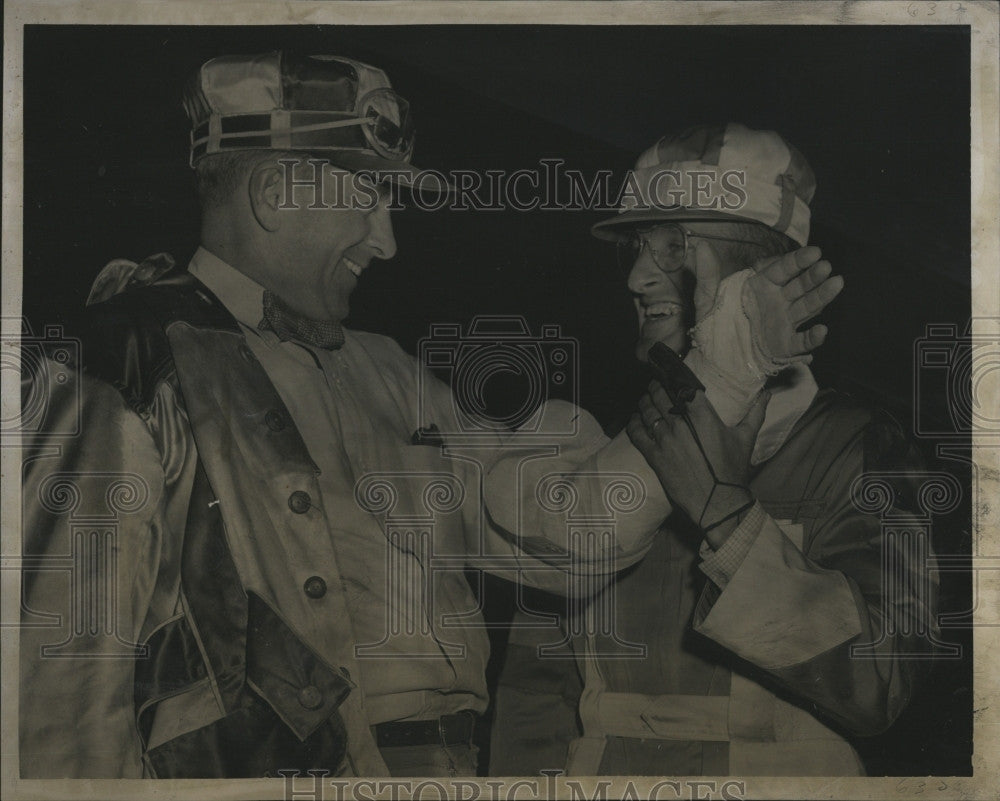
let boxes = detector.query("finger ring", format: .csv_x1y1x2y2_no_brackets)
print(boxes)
650,417,666,435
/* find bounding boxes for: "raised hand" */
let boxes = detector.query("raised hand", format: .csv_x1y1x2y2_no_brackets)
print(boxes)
691,240,844,366
744,245,844,363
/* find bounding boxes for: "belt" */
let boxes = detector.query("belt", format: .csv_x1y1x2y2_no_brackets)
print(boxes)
373,711,477,749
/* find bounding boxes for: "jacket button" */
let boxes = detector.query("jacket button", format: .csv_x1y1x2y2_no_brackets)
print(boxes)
238,343,256,364
265,409,287,431
303,576,327,599
297,685,323,710
288,491,312,514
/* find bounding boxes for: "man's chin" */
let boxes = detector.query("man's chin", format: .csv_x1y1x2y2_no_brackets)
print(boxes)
316,294,351,323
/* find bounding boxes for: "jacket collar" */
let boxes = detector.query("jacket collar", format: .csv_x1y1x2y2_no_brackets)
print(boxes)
752,364,818,465
187,247,267,331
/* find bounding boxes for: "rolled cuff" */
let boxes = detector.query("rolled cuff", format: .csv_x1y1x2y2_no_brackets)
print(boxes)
693,512,862,669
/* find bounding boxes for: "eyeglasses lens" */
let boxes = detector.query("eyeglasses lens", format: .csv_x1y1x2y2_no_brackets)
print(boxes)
617,225,687,273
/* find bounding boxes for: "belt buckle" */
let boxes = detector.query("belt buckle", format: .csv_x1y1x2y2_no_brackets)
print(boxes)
440,710,474,747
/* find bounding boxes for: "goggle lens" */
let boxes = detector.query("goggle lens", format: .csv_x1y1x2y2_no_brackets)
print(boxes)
360,89,415,160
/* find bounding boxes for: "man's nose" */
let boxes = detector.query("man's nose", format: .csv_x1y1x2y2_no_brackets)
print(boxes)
367,202,397,260
626,250,663,295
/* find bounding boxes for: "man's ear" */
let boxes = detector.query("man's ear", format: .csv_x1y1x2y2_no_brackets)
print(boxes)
248,159,285,232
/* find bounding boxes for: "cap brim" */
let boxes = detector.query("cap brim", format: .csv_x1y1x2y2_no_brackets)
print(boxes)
323,151,456,196
591,207,756,242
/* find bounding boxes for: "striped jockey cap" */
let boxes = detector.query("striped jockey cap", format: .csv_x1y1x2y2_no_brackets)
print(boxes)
592,123,817,247
182,51,426,181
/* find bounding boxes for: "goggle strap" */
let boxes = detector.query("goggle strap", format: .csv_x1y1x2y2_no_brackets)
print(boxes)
191,116,369,148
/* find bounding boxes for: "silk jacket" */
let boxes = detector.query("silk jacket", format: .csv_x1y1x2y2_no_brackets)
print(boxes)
490,391,938,777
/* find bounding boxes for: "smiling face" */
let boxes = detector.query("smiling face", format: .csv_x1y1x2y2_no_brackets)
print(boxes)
269,160,397,322
625,222,741,362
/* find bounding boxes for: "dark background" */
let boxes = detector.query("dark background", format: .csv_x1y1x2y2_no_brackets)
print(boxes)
21,24,972,776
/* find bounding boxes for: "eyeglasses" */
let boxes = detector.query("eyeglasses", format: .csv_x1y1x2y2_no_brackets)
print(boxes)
617,223,760,274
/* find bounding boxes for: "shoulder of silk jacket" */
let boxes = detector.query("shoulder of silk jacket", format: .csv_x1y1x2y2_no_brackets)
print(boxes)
80,268,238,414
76,268,370,778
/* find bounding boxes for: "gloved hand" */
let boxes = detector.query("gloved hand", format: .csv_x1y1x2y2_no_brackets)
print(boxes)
685,242,843,424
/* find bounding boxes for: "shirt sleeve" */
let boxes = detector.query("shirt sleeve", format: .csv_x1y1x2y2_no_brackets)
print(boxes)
480,400,672,585
405,347,673,584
